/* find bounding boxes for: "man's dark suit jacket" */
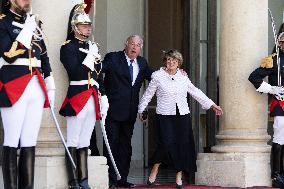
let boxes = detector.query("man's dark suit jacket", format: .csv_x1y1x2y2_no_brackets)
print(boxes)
102,50,152,122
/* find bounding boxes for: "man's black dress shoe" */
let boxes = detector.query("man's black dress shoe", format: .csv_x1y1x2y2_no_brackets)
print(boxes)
109,184,116,188
176,182,183,189
147,179,156,187
116,181,136,188
109,180,117,188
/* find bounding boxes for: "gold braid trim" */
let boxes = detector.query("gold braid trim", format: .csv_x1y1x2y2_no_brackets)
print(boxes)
62,40,71,46
40,50,47,55
4,41,26,58
260,53,277,69
0,14,6,20
32,41,43,53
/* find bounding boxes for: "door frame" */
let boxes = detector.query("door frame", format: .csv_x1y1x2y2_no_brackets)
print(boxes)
143,0,218,167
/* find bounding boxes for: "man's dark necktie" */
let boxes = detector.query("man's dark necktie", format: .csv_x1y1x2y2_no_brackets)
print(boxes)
129,59,134,82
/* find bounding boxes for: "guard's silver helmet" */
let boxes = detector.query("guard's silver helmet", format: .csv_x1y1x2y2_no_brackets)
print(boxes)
71,3,92,39
71,3,91,27
279,32,284,42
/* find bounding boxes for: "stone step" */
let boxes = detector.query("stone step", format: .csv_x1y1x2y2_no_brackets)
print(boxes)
0,156,109,189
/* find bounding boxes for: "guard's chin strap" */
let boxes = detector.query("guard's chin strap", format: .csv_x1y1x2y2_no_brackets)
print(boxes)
74,26,89,40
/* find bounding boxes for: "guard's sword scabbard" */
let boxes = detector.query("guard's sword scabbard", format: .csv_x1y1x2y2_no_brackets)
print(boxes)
269,8,281,87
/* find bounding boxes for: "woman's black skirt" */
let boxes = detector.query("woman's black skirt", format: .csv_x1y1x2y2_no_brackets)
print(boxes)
151,112,197,174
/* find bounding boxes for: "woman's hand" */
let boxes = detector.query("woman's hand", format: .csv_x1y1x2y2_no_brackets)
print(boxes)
211,104,223,116
139,113,144,122
180,69,188,77
139,111,148,122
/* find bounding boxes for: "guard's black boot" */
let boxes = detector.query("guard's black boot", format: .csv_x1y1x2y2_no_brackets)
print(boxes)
271,143,284,188
18,147,35,189
66,147,80,189
77,147,91,189
2,146,17,189
90,129,100,156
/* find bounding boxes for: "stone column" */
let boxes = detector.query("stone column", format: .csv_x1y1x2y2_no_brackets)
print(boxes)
31,1,108,188
196,0,271,187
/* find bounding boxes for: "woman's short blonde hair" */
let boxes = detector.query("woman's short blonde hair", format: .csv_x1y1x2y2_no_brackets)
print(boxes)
162,49,183,67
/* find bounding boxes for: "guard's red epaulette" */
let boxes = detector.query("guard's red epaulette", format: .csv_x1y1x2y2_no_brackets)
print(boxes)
260,53,277,68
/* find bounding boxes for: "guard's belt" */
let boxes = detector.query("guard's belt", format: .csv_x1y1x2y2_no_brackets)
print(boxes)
70,79,99,89
0,58,41,68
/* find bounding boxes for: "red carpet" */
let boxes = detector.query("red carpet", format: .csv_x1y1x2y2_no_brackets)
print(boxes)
116,184,277,189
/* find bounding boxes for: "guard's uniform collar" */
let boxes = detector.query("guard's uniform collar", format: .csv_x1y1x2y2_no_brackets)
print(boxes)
8,9,25,22
75,36,88,44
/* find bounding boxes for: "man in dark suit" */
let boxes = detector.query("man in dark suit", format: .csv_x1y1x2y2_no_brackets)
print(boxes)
102,35,152,188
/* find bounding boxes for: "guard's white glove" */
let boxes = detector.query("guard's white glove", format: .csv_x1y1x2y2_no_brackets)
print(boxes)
269,86,284,101
88,41,100,57
48,90,55,108
82,41,101,71
100,95,109,120
257,82,284,100
45,76,56,90
257,82,284,95
45,76,56,108
269,86,284,95
16,14,37,49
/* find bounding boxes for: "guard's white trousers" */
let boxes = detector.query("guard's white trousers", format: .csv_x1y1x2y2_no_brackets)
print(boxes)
273,116,284,145
66,96,96,148
0,76,45,147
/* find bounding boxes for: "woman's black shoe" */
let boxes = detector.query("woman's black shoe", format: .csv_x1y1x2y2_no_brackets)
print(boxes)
147,178,156,187
176,182,183,189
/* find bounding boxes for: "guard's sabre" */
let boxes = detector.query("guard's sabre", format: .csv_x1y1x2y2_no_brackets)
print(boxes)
76,0,118,177
49,107,77,169
80,45,119,179
99,99,121,180
268,8,281,87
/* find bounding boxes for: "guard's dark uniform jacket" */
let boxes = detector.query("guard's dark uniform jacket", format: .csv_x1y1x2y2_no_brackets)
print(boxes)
0,10,52,107
249,51,284,116
59,38,104,119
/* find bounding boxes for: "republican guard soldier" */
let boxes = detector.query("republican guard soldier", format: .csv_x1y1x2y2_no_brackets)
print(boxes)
59,3,109,189
249,32,284,188
0,0,56,188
